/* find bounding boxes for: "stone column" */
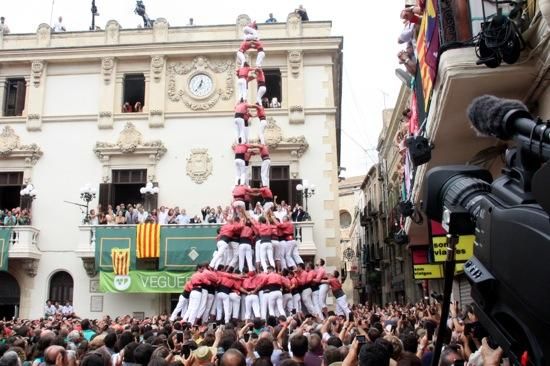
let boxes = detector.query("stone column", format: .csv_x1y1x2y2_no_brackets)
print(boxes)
26,60,46,131
148,55,166,127
0,77,6,116
286,51,305,124
98,57,116,129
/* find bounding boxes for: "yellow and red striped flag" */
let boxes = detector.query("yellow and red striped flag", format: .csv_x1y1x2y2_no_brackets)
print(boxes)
136,223,160,258
111,248,130,276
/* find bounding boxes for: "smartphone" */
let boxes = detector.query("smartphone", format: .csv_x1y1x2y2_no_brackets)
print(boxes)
356,335,366,344
243,332,251,342
176,332,184,343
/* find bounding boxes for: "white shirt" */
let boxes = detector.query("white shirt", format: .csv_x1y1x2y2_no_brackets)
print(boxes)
176,214,190,224
158,211,168,224
44,304,56,317
53,21,65,32
62,305,74,315
137,211,148,223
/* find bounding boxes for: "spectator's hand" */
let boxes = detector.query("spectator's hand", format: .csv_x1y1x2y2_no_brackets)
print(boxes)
481,338,503,366
183,353,196,366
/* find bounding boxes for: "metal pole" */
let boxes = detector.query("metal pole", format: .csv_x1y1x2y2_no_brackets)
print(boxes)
91,0,96,31
304,190,309,213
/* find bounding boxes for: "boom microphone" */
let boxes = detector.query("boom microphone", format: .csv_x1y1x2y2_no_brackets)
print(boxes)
467,95,550,159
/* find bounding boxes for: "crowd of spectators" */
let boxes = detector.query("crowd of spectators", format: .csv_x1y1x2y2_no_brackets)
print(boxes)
0,208,32,226
89,201,309,226
396,2,425,83
0,299,505,366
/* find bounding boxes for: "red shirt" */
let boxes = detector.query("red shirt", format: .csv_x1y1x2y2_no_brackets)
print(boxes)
235,102,248,114
237,66,251,79
270,224,279,237
232,277,243,293
240,225,255,241
219,223,234,238
234,143,250,155
255,68,265,83
306,270,316,283
189,272,209,288
233,185,251,198
256,272,268,288
203,269,219,286
259,145,269,157
296,271,309,287
184,281,192,292
259,186,273,199
242,275,260,291
256,105,266,119
218,272,236,288
239,40,264,52
281,277,291,291
253,221,272,237
290,277,300,290
232,222,244,238
328,278,342,291
315,267,327,282
264,272,283,286
278,222,294,239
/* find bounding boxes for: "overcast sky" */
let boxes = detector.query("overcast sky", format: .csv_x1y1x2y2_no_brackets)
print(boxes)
2,0,404,178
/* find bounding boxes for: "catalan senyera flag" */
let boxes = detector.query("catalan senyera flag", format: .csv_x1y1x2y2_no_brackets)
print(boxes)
111,248,130,276
136,223,160,258
416,0,440,110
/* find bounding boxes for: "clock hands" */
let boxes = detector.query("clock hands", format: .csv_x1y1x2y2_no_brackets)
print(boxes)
194,79,204,93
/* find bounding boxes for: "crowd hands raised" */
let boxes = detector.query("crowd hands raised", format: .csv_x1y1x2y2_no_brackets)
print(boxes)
0,297,505,366
86,201,308,226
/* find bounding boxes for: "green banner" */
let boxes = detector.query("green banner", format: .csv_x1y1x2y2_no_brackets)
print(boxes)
0,228,11,271
159,225,218,270
100,270,193,293
95,226,136,271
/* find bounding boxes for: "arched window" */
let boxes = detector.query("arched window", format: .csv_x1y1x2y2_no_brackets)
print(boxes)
0,272,20,319
340,210,352,228
49,271,73,303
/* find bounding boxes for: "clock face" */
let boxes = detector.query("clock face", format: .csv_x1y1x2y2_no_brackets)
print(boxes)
188,73,213,98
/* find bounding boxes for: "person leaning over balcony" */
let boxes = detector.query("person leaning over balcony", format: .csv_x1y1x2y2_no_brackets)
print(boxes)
136,204,148,224
125,205,138,225
294,5,309,21
17,209,31,225
115,210,126,225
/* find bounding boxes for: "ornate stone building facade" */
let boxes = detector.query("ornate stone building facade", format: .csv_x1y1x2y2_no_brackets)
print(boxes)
0,16,343,318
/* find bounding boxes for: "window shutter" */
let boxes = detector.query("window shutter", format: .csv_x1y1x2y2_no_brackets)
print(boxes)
98,183,112,213
15,80,26,116
150,182,159,211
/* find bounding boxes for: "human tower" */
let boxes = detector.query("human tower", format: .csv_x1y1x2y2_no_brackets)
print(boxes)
170,23,351,324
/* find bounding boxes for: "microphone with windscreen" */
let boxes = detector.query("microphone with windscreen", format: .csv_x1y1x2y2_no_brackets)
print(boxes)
467,95,550,160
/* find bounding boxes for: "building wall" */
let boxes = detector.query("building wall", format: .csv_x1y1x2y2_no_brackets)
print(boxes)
0,19,343,318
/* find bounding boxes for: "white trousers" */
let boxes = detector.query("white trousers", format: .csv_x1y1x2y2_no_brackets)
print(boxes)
312,289,324,319
268,290,286,317
259,291,268,319
282,240,296,269
245,294,261,320
259,242,275,272
236,51,246,67
289,240,304,265
237,78,248,102
335,294,351,319
301,288,317,316
238,243,254,272
256,51,265,67
216,292,232,323
319,284,330,310
183,289,203,324
272,240,282,263
227,241,239,268
210,240,228,270
170,295,188,321
229,292,241,320
293,293,302,314
235,159,246,186
235,117,246,143
259,119,267,144
283,293,293,314
257,86,266,105
200,293,215,323
261,159,270,188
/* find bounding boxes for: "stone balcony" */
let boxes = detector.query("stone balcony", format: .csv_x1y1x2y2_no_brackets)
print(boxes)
7,226,41,277
76,221,317,275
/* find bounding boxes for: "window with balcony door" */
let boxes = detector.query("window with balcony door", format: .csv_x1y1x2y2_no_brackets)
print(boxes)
263,69,282,108
98,169,154,210
250,165,302,207
0,172,23,210
49,271,73,304
3,78,26,116
122,74,145,112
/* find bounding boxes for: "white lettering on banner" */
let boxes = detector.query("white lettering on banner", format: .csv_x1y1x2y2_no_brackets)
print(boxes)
140,274,187,289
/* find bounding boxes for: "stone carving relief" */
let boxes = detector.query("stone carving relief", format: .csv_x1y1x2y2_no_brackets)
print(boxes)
94,122,167,160
289,105,305,124
0,126,43,165
167,56,234,111
153,18,169,42
235,14,251,38
36,23,51,47
186,148,213,184
288,51,302,78
151,55,165,82
102,57,115,85
31,60,45,87
286,13,303,37
250,117,309,157
105,20,121,44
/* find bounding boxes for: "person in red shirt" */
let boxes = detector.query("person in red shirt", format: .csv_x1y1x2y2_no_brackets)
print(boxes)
238,217,256,272
215,269,241,324
209,218,235,270
289,270,303,317
233,184,253,209
236,62,252,102
241,270,261,320
236,36,265,68
248,142,270,187
170,279,192,321
281,269,294,315
295,263,318,319
253,68,266,105
182,264,209,325
325,270,351,320
250,186,274,212
198,267,219,324
263,266,286,317
316,258,329,317
229,270,243,321
250,104,267,144
277,215,301,270
310,263,325,320
233,143,252,187
255,270,269,319
227,218,243,271
250,215,275,273
234,101,249,143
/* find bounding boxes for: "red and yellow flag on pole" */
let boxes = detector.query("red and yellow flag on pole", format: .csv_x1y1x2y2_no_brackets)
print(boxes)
136,223,160,258
111,248,130,276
